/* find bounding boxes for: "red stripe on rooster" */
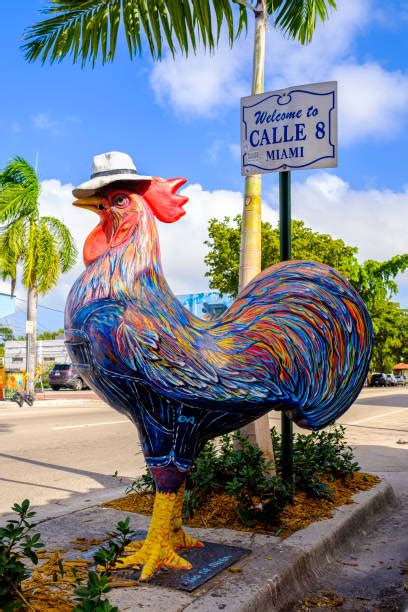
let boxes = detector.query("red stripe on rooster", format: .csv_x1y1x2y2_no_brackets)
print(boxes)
65,151,373,580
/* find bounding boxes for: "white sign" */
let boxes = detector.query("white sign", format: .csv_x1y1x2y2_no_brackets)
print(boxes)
26,320,34,334
241,81,337,175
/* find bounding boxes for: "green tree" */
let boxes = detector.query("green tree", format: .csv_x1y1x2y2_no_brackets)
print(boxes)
23,1,336,65
24,0,337,458
0,326,14,342
37,328,65,340
355,256,408,310
205,216,362,296
370,301,408,372
354,257,408,373
0,157,77,391
0,326,14,360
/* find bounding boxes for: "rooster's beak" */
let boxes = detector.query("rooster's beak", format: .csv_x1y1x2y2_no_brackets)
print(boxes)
73,196,105,213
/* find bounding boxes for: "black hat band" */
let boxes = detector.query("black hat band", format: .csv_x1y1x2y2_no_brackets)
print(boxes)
91,169,139,179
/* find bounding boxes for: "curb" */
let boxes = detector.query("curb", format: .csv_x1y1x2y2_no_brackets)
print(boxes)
8,477,396,611
0,485,134,523
182,478,396,611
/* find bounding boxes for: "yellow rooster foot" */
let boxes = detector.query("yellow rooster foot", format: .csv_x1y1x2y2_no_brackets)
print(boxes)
114,489,196,581
172,528,204,551
171,482,204,551
116,542,191,581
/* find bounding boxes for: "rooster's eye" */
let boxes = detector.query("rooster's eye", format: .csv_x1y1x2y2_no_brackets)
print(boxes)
112,194,129,207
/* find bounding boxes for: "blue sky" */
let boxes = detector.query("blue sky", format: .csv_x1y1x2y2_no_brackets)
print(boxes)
1,0,408,334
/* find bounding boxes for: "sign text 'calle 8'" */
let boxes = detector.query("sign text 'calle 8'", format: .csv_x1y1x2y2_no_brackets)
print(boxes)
241,81,337,175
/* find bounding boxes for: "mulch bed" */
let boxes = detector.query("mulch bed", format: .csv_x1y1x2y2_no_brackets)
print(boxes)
103,472,380,538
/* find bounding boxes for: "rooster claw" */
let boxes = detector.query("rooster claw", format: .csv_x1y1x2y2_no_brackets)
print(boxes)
172,529,204,551
115,543,192,581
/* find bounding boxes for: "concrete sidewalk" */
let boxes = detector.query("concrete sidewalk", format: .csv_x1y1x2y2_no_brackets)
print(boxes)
2,388,405,609
28,478,395,611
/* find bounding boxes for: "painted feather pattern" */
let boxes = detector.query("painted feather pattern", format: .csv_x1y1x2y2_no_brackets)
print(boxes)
65,181,373,469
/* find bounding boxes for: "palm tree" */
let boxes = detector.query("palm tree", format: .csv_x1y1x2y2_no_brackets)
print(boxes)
0,157,77,392
23,0,336,453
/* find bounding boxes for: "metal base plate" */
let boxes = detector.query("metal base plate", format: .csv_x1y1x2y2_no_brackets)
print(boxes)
70,530,251,592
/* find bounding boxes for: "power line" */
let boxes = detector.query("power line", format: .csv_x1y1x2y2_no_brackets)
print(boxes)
0,292,65,314
39,304,64,314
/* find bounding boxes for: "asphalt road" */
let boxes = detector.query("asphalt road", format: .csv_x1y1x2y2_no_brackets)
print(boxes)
0,394,144,515
0,388,407,517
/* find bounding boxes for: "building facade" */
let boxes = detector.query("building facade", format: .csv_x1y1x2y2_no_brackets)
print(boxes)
4,338,70,371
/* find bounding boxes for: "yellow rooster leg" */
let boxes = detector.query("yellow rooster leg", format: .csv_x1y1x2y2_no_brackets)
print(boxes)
115,490,192,581
171,483,204,551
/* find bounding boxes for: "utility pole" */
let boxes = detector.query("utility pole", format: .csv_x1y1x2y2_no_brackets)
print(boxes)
25,288,37,393
238,0,275,467
25,152,39,395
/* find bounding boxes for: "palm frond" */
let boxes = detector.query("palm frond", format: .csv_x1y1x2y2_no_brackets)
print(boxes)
22,222,40,289
0,155,77,295
0,157,40,222
0,156,39,190
0,185,39,224
268,0,336,44
41,216,78,272
23,0,248,65
35,221,61,293
0,220,25,289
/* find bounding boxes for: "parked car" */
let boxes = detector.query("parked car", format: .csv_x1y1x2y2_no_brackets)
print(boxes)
394,375,407,386
385,374,398,387
49,364,88,391
369,373,387,387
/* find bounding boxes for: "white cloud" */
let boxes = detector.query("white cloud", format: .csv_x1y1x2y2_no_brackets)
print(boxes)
150,40,247,117
166,175,408,302
38,179,95,309
289,172,408,302
32,113,59,131
0,180,88,312
158,184,244,291
228,143,241,160
12,175,405,322
333,63,408,144
149,0,408,145
158,183,279,292
39,179,94,248
150,1,368,116
31,113,81,135
290,173,408,262
264,0,370,89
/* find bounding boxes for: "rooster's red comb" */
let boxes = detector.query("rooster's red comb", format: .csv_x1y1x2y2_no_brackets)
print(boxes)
141,177,188,223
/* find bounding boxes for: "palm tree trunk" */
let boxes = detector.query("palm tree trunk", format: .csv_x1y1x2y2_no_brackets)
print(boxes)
238,1,275,468
26,285,37,394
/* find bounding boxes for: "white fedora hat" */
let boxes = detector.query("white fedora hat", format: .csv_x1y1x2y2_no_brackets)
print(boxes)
73,151,152,198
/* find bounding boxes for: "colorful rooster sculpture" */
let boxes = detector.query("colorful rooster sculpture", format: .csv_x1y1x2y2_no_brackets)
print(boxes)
65,152,373,580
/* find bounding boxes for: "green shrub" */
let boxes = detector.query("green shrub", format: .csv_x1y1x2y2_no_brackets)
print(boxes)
272,425,360,499
127,425,360,528
0,500,44,610
0,502,131,611
72,517,132,611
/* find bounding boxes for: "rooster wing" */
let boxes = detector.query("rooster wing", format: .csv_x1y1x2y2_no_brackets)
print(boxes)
73,260,371,429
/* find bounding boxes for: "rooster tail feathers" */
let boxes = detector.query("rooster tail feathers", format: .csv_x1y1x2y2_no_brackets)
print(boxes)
228,260,373,431
142,177,189,223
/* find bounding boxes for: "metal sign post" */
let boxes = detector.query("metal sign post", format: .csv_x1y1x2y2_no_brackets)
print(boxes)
240,81,338,488
279,171,293,488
